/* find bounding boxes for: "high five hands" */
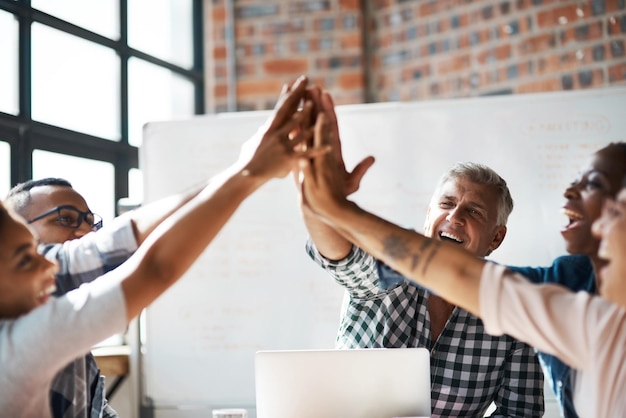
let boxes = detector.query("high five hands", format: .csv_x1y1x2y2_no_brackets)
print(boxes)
296,84,375,222
237,76,331,181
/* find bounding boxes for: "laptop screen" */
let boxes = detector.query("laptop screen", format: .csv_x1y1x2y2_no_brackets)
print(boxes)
255,348,431,418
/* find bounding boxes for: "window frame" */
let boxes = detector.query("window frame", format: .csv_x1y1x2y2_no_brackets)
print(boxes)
0,0,204,212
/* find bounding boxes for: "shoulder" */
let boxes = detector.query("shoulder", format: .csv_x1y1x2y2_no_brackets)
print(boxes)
507,255,595,291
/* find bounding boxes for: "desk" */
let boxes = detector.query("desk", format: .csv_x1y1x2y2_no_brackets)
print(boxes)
92,345,131,399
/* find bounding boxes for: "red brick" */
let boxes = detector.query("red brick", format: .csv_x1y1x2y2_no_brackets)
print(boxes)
237,79,285,96
519,33,556,54
214,83,228,98
339,33,362,49
418,1,438,17
537,5,586,28
339,0,359,11
606,0,624,13
458,13,470,28
608,62,626,82
213,46,227,60
212,6,226,21
495,44,512,60
263,59,309,75
607,14,626,35
338,71,364,90
438,54,470,75
458,34,470,49
518,78,561,93
235,25,255,38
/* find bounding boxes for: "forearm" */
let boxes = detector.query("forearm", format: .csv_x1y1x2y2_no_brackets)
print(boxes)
127,181,209,245
324,199,485,316
302,206,352,261
122,164,267,320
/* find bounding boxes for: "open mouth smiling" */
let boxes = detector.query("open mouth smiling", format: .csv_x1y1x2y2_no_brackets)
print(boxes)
439,231,464,244
563,208,584,227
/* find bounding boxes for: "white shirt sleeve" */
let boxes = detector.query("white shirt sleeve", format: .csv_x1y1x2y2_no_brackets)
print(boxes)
0,276,127,385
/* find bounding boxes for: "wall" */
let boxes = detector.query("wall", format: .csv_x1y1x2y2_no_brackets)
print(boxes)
203,0,626,111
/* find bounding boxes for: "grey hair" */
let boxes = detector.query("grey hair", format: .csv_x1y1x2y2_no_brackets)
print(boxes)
433,162,514,226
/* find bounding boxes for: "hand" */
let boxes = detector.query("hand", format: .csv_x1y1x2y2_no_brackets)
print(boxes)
238,76,329,180
299,112,353,219
299,88,374,196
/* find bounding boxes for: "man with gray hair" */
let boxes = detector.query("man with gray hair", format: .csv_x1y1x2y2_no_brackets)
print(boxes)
301,161,544,416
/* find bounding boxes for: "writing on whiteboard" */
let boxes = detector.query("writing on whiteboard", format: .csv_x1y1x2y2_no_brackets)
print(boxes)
522,114,611,138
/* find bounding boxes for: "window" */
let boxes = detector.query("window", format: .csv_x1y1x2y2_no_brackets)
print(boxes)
0,141,10,197
32,150,116,222
31,23,121,139
0,10,18,115
0,0,203,215
31,0,119,39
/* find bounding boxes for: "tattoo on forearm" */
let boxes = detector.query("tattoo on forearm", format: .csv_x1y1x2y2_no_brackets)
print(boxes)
382,234,440,275
382,234,411,259
421,241,441,275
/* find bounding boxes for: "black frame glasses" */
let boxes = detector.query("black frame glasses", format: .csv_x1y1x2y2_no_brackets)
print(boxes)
27,205,103,231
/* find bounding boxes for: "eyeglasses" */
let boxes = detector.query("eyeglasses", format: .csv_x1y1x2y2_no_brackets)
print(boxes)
28,205,103,231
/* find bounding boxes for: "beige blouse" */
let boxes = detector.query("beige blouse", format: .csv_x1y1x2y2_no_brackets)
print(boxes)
479,262,626,418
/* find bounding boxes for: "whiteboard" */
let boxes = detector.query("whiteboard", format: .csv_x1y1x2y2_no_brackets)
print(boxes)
140,87,626,412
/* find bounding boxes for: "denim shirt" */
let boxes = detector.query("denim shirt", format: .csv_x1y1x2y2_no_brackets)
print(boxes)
377,254,595,418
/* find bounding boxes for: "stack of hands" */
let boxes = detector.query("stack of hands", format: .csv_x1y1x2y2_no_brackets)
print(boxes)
243,74,375,228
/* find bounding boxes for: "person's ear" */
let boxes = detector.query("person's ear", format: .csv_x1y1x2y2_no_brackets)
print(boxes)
488,225,507,253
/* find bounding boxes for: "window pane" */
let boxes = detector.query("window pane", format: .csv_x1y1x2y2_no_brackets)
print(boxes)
128,57,195,147
0,11,19,115
32,0,119,39
32,23,120,140
32,150,115,223
0,142,10,198
128,0,194,68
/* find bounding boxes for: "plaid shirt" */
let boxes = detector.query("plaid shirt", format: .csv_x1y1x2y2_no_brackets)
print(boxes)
307,241,544,417
41,217,138,418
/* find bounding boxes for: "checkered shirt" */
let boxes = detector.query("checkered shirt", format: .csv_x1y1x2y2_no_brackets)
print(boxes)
41,217,138,418
307,241,545,417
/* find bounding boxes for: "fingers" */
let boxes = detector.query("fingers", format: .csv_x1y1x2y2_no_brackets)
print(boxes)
277,101,313,143
346,156,376,194
270,76,308,130
351,156,375,179
304,86,323,127
313,111,328,151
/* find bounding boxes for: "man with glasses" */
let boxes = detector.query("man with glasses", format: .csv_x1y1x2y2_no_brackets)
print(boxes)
6,178,103,245
5,177,119,417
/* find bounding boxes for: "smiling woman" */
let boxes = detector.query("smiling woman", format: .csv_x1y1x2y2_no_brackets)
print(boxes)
0,76,326,418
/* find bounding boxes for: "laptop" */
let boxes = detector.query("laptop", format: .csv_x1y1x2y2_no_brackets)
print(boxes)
254,348,431,418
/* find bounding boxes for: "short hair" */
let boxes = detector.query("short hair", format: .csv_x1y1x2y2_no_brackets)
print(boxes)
432,162,514,226
600,142,626,188
4,178,73,218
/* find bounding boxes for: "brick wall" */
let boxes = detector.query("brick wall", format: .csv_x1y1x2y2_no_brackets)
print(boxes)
204,0,626,112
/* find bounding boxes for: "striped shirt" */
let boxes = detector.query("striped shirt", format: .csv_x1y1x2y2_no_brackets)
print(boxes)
41,217,138,418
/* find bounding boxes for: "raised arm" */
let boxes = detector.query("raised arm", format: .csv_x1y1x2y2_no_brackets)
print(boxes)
299,111,485,316
297,89,374,260
119,76,328,320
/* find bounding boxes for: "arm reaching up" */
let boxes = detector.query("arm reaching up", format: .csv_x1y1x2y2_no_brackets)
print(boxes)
296,88,375,261
119,75,329,320
299,110,484,316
